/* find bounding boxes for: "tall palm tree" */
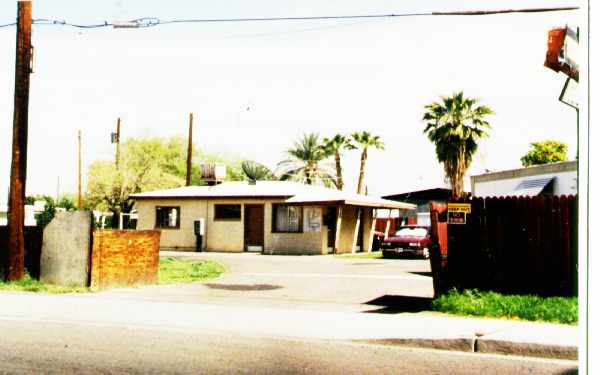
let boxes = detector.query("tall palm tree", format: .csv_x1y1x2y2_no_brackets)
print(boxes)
321,134,356,190
423,91,494,199
350,131,384,194
241,160,276,182
277,133,336,187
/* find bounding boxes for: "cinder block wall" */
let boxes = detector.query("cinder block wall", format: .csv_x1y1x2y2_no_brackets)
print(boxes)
267,230,327,255
90,230,160,290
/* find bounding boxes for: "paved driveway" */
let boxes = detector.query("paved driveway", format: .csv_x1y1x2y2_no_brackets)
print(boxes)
101,252,434,312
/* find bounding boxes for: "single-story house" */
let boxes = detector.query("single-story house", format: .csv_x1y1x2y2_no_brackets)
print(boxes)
131,181,415,255
470,160,577,198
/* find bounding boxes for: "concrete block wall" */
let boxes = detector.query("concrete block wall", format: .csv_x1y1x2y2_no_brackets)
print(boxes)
90,230,160,290
40,211,92,287
267,230,327,255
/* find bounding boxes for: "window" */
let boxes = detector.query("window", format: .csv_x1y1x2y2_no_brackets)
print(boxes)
214,204,241,220
155,206,180,229
272,204,302,233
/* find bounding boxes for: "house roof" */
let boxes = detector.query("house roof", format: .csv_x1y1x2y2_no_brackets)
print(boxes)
131,181,415,210
383,188,452,201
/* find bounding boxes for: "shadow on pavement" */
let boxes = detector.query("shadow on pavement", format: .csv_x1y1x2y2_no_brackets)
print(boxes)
408,271,432,277
203,283,283,291
362,295,433,314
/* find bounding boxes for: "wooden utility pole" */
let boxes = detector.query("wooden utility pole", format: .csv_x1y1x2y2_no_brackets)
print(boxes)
77,130,83,209
7,1,32,281
115,118,121,168
186,113,193,186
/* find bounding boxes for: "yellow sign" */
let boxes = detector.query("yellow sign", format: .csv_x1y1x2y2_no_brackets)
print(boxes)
447,203,471,214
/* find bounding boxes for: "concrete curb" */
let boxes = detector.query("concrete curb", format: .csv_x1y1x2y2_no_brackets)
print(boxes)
357,337,578,360
476,339,578,360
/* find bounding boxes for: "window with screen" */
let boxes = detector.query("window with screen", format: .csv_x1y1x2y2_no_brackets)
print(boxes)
214,204,242,220
155,206,180,229
272,204,302,233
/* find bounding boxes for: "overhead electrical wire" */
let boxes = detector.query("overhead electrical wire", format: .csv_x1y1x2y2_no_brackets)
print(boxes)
0,6,579,30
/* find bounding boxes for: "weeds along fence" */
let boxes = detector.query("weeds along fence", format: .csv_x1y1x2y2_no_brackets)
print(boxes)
430,195,577,297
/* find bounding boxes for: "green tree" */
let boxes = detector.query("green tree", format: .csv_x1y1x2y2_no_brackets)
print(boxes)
520,140,568,167
85,136,244,227
241,160,276,182
350,131,384,194
321,134,356,190
277,133,336,187
423,92,494,199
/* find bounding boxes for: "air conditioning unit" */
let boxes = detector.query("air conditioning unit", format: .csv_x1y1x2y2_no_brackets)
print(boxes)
200,163,226,185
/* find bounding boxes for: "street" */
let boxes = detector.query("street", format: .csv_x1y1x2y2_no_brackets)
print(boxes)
0,253,578,374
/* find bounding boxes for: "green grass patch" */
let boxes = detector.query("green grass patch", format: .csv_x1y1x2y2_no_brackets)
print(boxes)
158,257,225,284
0,257,225,293
0,273,89,294
431,289,578,325
334,251,383,259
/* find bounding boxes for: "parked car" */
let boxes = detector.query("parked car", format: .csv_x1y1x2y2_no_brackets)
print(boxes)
380,226,432,259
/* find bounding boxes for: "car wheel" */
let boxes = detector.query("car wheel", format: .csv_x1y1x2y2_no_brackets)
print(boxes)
422,247,430,259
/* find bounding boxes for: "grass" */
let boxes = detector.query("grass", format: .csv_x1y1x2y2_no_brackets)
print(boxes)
0,257,225,293
334,251,383,259
0,273,89,294
431,288,578,325
158,257,225,284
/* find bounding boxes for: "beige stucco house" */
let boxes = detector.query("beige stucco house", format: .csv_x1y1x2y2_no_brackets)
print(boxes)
132,181,415,255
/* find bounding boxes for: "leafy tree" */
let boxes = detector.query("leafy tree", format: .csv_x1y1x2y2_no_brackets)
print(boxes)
423,92,494,199
276,133,336,187
321,134,355,190
24,194,76,227
350,131,384,194
520,140,568,167
85,136,244,227
241,160,276,182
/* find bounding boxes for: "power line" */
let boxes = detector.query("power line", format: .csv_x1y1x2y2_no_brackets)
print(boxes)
0,6,579,30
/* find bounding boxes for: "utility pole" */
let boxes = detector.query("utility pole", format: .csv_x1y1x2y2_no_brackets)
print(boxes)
186,113,193,186
78,130,83,209
115,118,121,168
7,1,32,281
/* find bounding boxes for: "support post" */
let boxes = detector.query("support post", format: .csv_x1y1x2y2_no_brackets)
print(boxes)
77,130,83,209
6,1,32,281
186,113,193,186
115,118,121,168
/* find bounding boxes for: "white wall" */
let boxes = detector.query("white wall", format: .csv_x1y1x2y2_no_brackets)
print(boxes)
474,170,577,198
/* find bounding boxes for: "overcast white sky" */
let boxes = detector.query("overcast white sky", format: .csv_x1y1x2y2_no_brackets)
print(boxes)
0,0,581,201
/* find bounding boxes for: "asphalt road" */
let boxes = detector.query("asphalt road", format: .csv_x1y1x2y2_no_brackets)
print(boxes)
102,252,435,312
0,317,577,375
0,253,578,374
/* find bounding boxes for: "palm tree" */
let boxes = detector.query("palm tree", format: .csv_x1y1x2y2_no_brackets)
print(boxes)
350,131,384,194
277,133,336,187
241,160,276,182
321,134,356,190
423,91,494,199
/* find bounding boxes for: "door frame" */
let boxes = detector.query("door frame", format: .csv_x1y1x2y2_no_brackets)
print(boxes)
244,204,265,252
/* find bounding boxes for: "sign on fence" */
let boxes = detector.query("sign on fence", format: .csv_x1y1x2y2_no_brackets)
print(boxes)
447,203,471,225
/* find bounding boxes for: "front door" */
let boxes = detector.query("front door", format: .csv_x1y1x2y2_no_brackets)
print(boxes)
244,204,264,252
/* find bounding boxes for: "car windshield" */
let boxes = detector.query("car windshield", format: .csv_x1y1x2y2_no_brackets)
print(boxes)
394,227,428,237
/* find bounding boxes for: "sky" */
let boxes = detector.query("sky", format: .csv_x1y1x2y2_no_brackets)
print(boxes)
0,0,582,201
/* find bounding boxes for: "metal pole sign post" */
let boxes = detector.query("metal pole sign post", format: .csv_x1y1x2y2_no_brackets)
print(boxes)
447,203,471,225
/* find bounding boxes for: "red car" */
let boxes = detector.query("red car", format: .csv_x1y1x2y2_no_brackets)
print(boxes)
381,226,432,259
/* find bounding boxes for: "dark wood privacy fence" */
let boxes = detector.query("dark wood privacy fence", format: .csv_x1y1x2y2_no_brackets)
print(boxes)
429,195,577,297
0,226,43,280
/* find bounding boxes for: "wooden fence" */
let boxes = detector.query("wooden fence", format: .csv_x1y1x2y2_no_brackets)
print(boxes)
0,226,43,279
429,195,577,297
